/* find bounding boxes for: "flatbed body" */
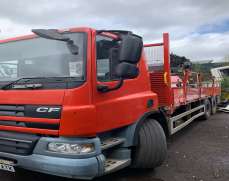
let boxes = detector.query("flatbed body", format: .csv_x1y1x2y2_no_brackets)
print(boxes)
144,33,221,113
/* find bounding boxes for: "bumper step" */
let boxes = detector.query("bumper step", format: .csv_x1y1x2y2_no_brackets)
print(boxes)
104,158,130,174
101,137,125,150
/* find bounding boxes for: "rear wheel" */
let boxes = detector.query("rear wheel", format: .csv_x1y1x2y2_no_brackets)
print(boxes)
201,99,211,120
211,97,217,115
131,119,167,168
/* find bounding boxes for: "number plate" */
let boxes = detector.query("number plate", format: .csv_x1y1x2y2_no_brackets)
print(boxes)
0,164,15,172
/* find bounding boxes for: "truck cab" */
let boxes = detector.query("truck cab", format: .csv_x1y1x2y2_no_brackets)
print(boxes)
0,27,161,179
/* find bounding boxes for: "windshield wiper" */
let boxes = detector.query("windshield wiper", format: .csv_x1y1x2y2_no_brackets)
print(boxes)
1,76,84,90
10,83,43,90
1,77,43,90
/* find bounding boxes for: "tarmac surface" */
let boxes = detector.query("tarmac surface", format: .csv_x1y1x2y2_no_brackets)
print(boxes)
1,112,229,181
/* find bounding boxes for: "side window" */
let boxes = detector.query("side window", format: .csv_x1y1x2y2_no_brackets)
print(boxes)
144,46,164,71
96,35,119,82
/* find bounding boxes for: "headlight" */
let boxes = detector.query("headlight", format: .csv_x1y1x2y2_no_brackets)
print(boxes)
48,142,95,154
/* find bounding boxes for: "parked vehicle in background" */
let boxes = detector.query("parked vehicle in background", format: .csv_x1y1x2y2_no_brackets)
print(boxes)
211,66,229,81
211,66,229,105
0,28,221,179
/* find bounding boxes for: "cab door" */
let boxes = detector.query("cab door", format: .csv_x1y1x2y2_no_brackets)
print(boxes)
92,34,155,133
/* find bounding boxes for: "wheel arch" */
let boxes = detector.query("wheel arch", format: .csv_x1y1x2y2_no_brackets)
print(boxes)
146,109,169,137
119,110,169,148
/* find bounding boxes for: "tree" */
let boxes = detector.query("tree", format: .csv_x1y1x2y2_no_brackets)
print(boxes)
221,76,229,100
170,53,191,73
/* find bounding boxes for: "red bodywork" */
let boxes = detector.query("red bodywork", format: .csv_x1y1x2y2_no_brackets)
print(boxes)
0,27,158,137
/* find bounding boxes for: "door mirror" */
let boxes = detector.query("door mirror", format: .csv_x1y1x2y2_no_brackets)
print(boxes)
96,32,142,93
119,34,143,64
116,62,139,79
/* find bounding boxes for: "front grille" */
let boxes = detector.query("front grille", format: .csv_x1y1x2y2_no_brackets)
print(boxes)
0,104,60,135
0,131,40,155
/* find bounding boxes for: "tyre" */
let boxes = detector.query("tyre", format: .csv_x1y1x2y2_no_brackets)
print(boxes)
211,97,217,115
201,99,211,120
131,119,167,168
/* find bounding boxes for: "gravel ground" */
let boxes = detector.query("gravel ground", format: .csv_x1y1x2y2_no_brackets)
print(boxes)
1,112,229,181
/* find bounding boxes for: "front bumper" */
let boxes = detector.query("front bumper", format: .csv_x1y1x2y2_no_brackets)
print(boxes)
0,137,106,180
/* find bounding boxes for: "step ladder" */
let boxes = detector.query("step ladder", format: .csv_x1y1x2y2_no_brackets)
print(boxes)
101,137,125,150
104,158,130,174
100,137,131,174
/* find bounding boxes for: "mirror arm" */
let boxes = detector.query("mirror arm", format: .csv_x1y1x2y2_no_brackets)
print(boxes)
97,79,124,93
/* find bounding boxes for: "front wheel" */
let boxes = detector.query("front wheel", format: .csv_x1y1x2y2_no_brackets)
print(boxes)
131,119,167,168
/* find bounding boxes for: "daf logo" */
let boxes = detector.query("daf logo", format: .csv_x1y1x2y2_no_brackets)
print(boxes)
36,107,61,113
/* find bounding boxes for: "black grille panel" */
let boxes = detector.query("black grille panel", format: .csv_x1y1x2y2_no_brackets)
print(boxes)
0,104,61,119
0,131,40,155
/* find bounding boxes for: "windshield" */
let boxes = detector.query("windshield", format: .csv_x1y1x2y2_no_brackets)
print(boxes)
0,32,86,82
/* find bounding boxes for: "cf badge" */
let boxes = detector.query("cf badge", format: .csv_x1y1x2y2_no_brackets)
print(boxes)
36,107,61,113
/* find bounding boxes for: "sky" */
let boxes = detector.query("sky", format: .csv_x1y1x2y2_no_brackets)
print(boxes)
0,0,229,62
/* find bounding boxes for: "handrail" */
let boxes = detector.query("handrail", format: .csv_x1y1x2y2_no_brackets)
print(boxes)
144,43,163,47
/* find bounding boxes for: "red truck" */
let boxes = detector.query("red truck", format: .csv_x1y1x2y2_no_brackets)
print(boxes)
0,27,220,179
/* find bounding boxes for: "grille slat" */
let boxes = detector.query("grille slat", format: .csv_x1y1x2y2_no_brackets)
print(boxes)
0,131,40,155
0,105,25,117
0,120,59,130
0,141,31,149
0,105,25,111
0,111,24,117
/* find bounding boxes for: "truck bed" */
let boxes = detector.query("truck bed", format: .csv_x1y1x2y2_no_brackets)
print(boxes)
144,33,221,113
